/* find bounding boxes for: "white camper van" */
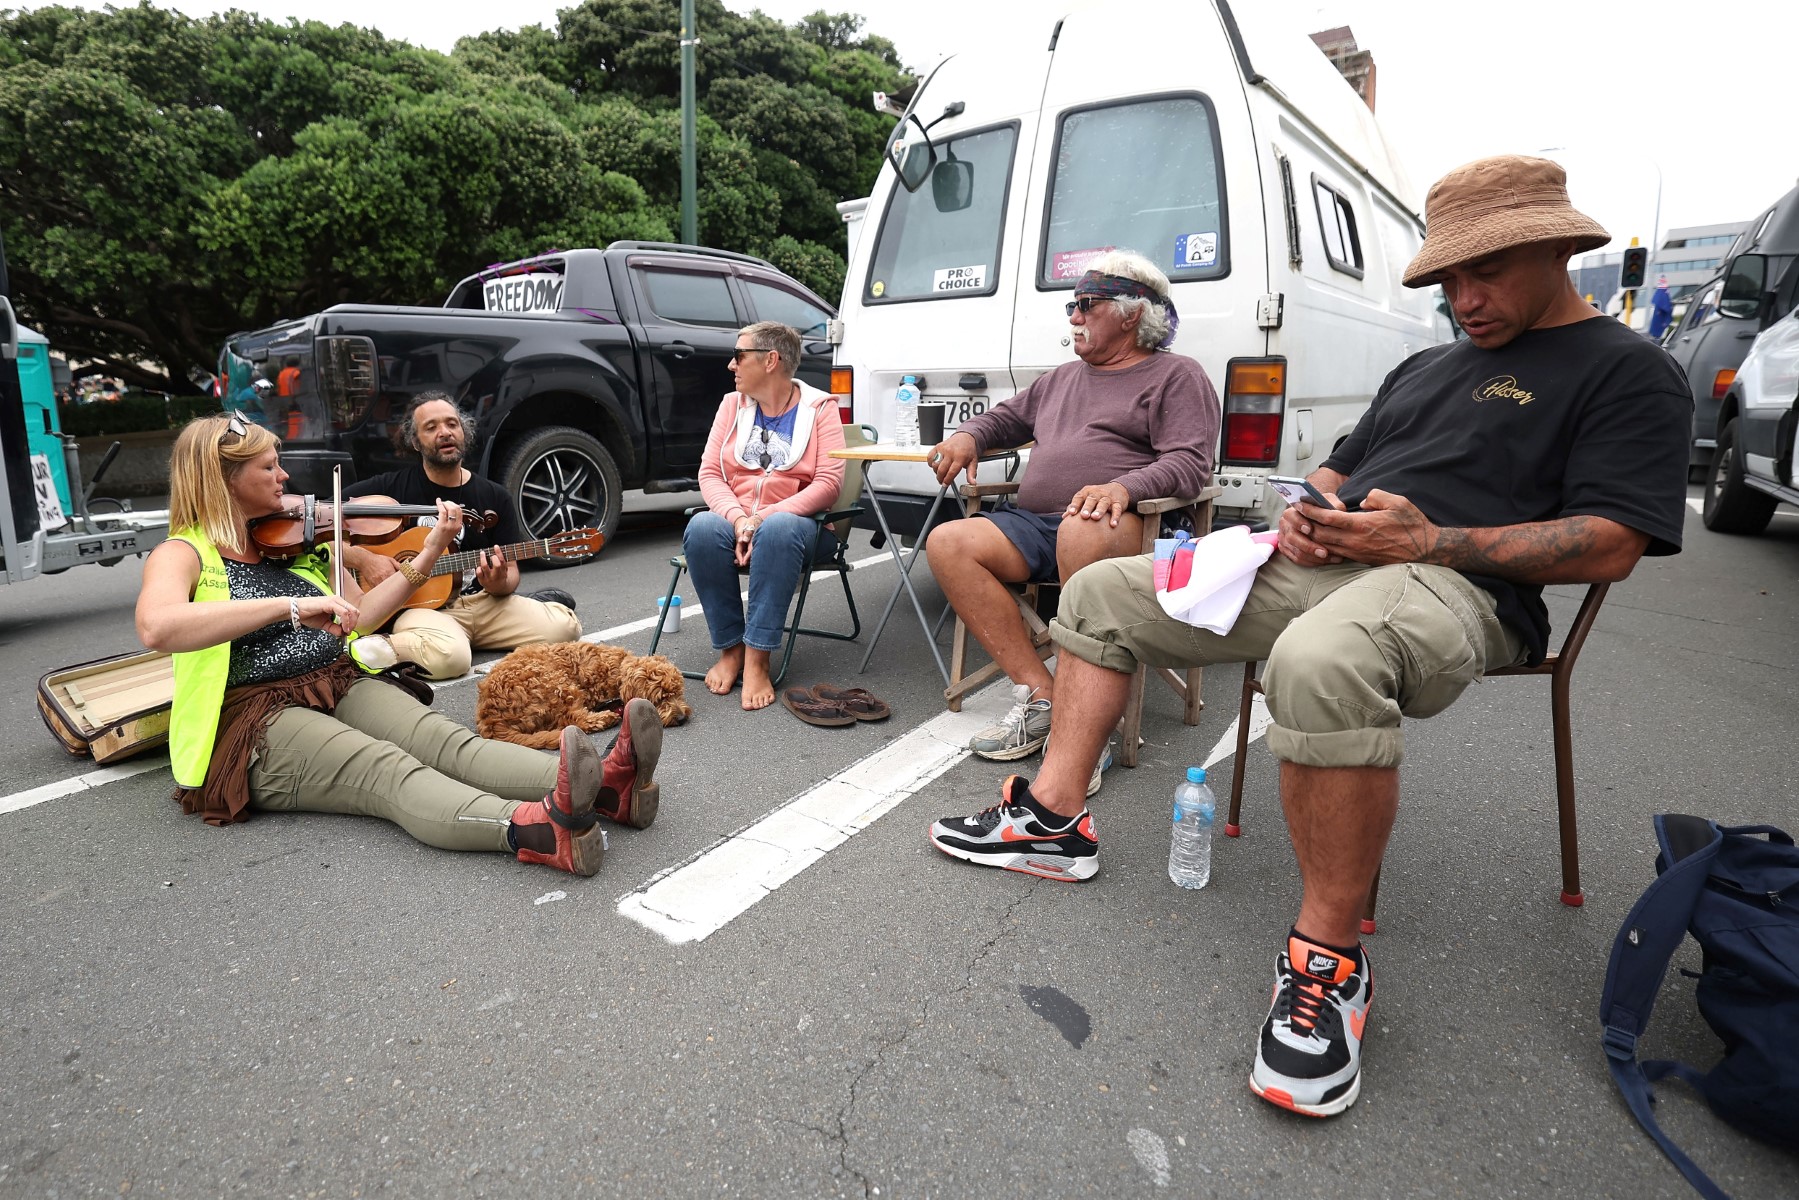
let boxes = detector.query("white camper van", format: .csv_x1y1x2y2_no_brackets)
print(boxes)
828,0,1453,533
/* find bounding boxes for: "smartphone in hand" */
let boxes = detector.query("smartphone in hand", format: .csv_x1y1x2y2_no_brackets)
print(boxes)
1267,475,1331,508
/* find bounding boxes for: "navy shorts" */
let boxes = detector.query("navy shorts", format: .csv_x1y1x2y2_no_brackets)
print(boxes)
974,503,1064,583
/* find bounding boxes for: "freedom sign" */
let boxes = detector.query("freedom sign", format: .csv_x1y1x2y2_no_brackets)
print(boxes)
484,273,566,314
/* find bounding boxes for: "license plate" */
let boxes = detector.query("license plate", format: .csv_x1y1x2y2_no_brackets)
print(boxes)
938,397,988,428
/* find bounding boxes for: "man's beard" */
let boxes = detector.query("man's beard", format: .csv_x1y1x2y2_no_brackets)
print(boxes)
422,438,465,469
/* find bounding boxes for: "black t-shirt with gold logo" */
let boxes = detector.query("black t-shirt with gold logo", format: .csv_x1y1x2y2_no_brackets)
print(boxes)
1322,315,1691,662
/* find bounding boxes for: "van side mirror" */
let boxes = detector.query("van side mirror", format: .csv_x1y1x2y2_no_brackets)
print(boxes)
932,155,974,213
886,114,936,193
0,295,16,360
1719,254,1767,320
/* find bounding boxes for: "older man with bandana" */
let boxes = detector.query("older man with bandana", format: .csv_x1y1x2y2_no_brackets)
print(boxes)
923,249,1219,774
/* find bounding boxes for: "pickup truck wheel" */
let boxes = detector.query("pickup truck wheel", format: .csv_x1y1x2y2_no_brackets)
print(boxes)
496,427,623,561
1702,418,1776,535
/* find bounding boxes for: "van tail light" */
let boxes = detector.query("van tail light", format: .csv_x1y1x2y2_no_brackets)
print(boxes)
1712,369,1736,401
830,366,855,422
1220,357,1286,466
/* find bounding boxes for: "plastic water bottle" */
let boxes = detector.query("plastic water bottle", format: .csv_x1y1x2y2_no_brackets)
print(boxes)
893,375,921,447
1168,766,1215,889
655,594,681,633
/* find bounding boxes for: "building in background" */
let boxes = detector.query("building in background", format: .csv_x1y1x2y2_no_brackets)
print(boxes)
1310,26,1376,111
1570,219,1747,329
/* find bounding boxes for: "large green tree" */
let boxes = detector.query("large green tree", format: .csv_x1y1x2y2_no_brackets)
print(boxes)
0,1,911,391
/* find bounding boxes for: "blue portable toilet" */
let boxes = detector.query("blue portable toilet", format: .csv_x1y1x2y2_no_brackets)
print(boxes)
14,324,72,517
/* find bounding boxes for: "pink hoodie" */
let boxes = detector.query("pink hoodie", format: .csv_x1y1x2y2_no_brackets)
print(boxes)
697,382,846,524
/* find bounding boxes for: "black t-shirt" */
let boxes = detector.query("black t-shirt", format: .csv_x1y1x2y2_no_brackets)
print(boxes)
1321,316,1691,663
345,465,521,554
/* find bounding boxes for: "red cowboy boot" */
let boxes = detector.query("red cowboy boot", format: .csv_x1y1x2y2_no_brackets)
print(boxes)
597,697,662,830
513,726,606,875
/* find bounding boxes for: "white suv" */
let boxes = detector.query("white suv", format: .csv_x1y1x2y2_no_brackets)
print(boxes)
1702,251,1799,534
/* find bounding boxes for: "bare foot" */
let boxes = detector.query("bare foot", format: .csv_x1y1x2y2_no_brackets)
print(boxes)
741,647,776,711
704,645,745,695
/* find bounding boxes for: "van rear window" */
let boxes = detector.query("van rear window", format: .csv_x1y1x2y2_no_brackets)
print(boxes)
1040,95,1228,286
864,124,1017,304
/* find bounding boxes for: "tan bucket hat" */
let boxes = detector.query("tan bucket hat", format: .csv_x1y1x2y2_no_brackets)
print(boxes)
1402,155,1609,288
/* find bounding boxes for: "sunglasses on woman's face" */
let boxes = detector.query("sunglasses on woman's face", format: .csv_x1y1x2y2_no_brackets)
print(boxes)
1064,295,1106,316
731,347,772,364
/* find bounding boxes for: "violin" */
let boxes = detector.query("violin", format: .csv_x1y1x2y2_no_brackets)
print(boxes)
246,494,498,560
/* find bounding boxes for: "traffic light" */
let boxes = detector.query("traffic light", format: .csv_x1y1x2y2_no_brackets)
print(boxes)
1620,246,1649,290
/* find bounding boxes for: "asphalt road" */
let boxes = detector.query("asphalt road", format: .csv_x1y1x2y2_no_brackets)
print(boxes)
1,491,1795,1199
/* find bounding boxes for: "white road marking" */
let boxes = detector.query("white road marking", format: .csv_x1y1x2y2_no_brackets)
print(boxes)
617,681,1013,944
1687,497,1703,515
1126,1128,1171,1189
0,754,171,816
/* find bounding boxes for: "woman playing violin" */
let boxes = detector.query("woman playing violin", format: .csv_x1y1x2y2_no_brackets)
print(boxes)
134,415,662,876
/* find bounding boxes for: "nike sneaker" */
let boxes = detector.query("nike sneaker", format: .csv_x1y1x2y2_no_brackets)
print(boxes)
1249,934,1373,1117
927,775,1097,881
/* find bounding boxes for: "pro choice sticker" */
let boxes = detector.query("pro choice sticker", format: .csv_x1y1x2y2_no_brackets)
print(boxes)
871,280,886,297
931,264,988,293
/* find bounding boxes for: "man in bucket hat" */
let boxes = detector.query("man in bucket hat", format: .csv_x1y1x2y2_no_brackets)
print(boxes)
926,156,1692,1117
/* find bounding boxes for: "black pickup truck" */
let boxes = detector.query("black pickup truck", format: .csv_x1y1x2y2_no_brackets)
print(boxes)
218,243,840,549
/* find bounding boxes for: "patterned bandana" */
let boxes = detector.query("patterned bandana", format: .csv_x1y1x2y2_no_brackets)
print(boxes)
1075,271,1180,350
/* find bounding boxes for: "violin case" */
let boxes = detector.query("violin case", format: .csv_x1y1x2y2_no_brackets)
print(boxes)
37,649,175,765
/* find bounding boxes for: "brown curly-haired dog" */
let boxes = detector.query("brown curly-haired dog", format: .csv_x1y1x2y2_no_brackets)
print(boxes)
476,642,692,749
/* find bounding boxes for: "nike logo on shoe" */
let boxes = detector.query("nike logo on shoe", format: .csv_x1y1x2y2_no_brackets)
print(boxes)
1306,952,1341,976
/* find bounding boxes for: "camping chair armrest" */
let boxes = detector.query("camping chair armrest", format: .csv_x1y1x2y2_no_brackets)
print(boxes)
958,481,1021,499
1134,484,1224,516
814,504,865,525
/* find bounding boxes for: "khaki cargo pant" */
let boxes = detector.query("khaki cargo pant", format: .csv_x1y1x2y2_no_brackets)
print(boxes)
1050,554,1527,768
248,678,558,852
389,592,581,680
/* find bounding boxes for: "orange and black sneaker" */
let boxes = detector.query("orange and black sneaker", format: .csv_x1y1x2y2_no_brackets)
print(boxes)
927,775,1098,881
1249,933,1373,1117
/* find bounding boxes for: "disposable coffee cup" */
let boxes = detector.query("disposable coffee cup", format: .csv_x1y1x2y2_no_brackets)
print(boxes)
656,595,682,633
917,403,947,445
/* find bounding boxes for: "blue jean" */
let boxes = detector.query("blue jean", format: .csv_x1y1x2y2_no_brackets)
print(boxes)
683,510,822,652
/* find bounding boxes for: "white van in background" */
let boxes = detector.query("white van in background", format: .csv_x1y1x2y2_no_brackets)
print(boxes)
828,0,1453,533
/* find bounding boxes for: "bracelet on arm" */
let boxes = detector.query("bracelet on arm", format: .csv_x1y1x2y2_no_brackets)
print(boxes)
289,598,302,632
396,561,430,588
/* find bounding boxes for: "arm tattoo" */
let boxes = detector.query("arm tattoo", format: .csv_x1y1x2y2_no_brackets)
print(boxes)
1430,516,1607,578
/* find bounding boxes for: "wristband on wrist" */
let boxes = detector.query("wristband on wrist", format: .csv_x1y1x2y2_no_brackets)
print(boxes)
289,598,302,632
397,561,429,588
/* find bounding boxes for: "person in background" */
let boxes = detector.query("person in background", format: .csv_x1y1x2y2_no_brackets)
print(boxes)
922,249,1217,780
342,392,581,681
135,413,663,876
686,321,844,711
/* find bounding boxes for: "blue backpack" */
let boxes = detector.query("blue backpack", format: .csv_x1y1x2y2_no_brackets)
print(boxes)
1600,815,1799,1199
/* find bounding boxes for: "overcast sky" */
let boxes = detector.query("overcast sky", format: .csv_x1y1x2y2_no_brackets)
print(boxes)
38,0,1799,261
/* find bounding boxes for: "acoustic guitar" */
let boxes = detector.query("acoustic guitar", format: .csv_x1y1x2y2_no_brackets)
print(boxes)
362,526,606,610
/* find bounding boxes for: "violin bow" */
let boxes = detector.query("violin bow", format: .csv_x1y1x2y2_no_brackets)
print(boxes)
332,465,345,626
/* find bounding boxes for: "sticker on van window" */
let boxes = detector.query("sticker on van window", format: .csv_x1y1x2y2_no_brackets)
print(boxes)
871,280,886,297
484,273,566,313
1173,233,1218,270
1051,247,1114,281
931,265,988,293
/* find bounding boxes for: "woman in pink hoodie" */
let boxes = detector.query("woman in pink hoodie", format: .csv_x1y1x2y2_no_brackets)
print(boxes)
688,321,845,710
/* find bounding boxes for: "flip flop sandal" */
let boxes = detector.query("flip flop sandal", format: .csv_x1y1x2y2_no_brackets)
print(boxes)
781,688,857,727
809,683,892,721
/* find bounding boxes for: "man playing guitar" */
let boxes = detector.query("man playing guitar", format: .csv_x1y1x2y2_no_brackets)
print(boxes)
344,393,583,680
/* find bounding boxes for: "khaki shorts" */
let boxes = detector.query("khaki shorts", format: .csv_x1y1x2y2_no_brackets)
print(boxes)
1049,554,1527,769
